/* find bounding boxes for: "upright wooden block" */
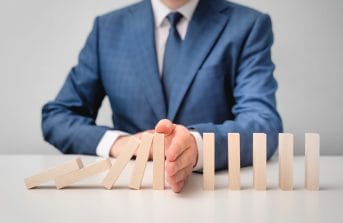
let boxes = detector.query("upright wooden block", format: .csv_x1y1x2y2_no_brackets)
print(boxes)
253,133,267,190
203,133,215,190
129,133,154,189
55,159,112,189
228,133,240,190
102,137,141,189
279,133,294,190
153,133,165,190
305,133,320,190
24,158,83,189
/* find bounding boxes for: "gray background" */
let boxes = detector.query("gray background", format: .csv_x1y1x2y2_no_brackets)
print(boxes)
0,0,342,155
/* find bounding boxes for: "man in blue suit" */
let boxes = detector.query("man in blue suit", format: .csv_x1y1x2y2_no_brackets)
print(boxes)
42,0,282,192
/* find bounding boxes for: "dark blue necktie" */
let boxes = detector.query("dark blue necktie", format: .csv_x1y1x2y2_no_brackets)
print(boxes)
162,12,183,106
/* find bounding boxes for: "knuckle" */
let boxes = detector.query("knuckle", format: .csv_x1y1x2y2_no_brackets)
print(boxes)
168,150,176,161
167,162,176,175
175,159,182,169
168,175,177,183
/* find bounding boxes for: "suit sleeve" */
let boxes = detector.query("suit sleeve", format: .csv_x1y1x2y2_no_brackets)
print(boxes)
188,14,283,170
41,17,110,155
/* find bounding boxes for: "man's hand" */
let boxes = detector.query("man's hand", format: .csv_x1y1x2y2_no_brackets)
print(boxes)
109,120,198,193
110,130,154,158
155,119,198,193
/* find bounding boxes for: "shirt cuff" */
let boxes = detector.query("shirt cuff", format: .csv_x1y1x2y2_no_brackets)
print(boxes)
96,130,129,158
190,130,203,171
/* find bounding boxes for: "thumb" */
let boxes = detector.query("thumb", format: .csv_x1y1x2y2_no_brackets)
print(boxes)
155,119,175,136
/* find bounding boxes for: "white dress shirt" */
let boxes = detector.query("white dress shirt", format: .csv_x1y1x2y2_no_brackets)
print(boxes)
96,0,203,170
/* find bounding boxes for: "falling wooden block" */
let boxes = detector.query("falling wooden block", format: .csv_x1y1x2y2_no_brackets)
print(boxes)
153,133,165,190
129,133,154,189
24,158,83,189
228,133,240,190
55,159,112,189
102,137,141,189
305,133,320,190
279,133,294,190
203,133,215,190
253,133,267,190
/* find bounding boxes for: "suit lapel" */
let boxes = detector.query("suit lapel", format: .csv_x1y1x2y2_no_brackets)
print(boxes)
128,0,167,120
167,0,231,121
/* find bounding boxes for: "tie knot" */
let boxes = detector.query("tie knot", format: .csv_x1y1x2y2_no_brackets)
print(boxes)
166,12,183,28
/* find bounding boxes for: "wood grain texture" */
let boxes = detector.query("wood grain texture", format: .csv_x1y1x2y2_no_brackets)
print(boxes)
253,133,267,190
228,133,240,190
279,133,294,190
55,159,112,189
203,133,215,190
305,133,320,190
153,133,165,190
24,158,83,189
102,137,140,189
129,133,154,189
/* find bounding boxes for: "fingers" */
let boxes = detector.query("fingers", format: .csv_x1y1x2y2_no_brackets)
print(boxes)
167,164,193,184
166,148,194,176
155,120,191,162
166,143,189,163
167,164,193,193
155,119,175,135
153,121,198,193
166,129,191,162
171,181,185,193
165,129,197,193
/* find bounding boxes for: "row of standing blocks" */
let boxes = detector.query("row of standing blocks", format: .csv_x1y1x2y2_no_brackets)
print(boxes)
203,133,320,191
24,133,320,191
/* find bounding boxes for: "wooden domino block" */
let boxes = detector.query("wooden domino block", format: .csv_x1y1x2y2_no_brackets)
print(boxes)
129,133,154,189
55,159,112,189
228,133,240,190
279,133,294,190
24,158,83,189
305,133,320,190
153,133,165,190
253,133,267,190
203,133,215,190
102,137,141,189
278,133,294,190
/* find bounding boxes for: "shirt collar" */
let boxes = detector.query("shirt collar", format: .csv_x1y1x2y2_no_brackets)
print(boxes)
151,0,199,27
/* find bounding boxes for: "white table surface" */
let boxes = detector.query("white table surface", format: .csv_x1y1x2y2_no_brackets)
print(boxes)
0,155,342,223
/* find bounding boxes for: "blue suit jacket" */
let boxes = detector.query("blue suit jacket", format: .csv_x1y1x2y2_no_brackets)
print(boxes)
42,0,283,170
